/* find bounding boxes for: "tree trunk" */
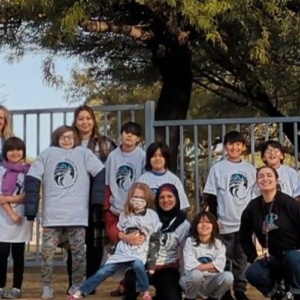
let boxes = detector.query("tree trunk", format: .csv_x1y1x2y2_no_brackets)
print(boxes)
152,44,193,172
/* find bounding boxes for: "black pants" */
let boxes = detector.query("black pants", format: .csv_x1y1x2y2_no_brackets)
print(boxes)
66,205,103,286
0,242,25,289
124,267,182,300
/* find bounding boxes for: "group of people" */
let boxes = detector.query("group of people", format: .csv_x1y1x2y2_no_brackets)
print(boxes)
0,103,300,300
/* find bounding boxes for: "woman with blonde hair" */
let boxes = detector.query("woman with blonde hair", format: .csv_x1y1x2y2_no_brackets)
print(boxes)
0,105,14,160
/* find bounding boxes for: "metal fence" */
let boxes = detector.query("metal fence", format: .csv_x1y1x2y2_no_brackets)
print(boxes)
7,101,300,266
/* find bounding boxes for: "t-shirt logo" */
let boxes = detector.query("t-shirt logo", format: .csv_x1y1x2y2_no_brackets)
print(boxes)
198,256,213,263
262,213,278,234
151,187,158,196
54,161,77,188
229,173,248,199
116,165,134,191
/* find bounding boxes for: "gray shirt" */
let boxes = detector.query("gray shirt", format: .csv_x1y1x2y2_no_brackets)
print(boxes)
27,146,104,227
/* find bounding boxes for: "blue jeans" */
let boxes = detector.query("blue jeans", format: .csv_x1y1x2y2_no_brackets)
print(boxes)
79,260,148,296
246,250,300,296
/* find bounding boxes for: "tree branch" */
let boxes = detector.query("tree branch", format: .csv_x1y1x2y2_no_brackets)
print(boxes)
80,19,154,41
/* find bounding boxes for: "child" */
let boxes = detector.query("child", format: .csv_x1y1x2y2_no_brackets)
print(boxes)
180,212,233,300
24,125,105,300
69,182,161,300
0,137,31,299
137,141,190,209
203,131,256,300
259,140,300,198
104,121,145,244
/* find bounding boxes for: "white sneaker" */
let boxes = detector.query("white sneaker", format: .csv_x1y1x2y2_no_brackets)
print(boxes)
41,286,54,300
67,285,80,296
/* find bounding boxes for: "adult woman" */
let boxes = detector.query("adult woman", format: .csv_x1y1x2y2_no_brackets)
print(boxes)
124,183,190,300
0,105,14,160
240,166,300,300
65,105,116,293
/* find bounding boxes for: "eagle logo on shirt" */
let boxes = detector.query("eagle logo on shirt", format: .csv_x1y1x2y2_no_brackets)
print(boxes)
151,187,158,196
229,173,248,199
116,165,134,191
54,161,77,188
198,256,213,264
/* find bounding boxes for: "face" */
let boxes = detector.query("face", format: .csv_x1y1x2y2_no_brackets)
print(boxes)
58,131,75,150
130,188,147,212
158,190,176,211
150,148,166,172
6,149,24,164
263,146,283,168
0,109,6,133
121,131,140,148
75,110,94,137
257,167,278,191
225,141,244,161
197,216,213,238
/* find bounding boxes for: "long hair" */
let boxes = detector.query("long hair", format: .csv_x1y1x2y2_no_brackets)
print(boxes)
72,105,109,158
0,105,14,139
50,125,80,147
123,182,154,216
189,211,220,247
2,137,26,161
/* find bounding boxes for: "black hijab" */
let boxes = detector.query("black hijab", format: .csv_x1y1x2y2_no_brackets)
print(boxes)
155,183,187,233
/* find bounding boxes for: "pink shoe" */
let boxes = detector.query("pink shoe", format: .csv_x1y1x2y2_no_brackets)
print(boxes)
142,293,152,300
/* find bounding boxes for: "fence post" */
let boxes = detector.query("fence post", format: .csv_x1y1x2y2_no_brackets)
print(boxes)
144,100,155,147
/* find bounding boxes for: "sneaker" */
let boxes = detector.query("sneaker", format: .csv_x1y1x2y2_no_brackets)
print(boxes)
2,288,22,299
234,291,249,300
221,290,235,300
67,286,80,296
271,290,286,300
41,286,54,300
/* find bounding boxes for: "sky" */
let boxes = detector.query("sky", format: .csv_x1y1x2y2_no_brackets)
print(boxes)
0,53,77,157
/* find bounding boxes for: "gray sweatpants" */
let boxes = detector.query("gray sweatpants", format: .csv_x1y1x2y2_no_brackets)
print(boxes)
180,269,233,299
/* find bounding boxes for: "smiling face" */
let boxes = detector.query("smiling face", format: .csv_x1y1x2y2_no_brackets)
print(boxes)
257,167,278,192
197,216,213,239
263,146,283,169
225,141,244,162
7,149,24,164
75,110,95,138
158,190,176,211
150,148,166,172
58,131,75,150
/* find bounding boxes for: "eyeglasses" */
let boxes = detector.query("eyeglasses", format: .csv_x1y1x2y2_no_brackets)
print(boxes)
59,135,74,141
265,148,281,154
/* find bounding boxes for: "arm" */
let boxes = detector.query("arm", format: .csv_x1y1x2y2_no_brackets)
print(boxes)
90,168,105,206
1,203,22,224
203,166,218,218
24,175,41,221
203,194,218,219
240,203,257,263
0,194,25,204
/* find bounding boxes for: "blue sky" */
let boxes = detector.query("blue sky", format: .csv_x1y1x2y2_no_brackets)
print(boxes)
0,53,77,156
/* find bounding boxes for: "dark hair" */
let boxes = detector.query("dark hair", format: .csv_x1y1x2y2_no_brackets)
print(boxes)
145,142,171,171
2,137,26,161
189,211,219,247
223,131,245,145
121,122,142,137
72,105,111,159
260,140,284,163
51,125,80,147
256,165,279,180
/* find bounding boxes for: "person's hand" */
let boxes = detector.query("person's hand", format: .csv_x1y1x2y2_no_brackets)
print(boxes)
0,196,8,204
122,231,145,246
148,268,155,275
10,212,22,224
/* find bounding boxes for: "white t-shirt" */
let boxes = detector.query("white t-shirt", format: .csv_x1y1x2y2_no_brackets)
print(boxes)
155,220,190,265
182,237,226,274
105,209,161,265
27,146,104,227
0,166,32,243
105,146,145,215
203,159,256,234
137,171,190,209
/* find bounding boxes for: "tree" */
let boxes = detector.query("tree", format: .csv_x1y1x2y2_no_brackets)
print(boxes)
1,0,300,169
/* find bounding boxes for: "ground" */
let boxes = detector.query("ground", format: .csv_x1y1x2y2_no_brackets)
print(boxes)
6,267,266,300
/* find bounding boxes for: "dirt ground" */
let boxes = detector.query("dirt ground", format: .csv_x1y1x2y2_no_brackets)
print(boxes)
5,267,266,300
